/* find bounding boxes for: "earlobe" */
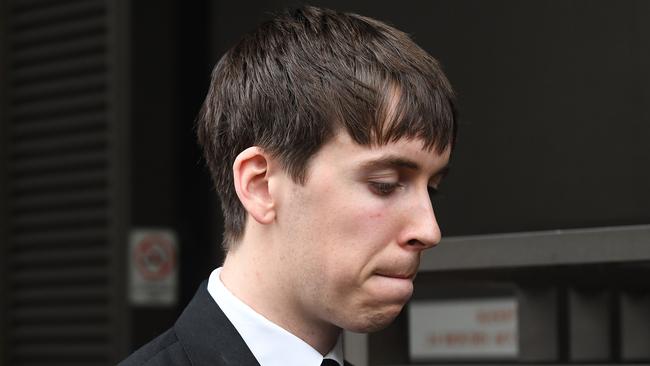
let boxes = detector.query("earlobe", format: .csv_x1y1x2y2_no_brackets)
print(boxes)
232,147,276,224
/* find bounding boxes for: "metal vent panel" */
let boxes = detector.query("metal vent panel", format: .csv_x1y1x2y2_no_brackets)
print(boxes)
4,0,117,365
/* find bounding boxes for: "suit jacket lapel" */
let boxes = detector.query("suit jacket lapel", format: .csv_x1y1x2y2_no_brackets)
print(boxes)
174,281,261,366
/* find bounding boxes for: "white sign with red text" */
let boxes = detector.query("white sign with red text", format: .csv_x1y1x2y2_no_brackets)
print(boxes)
129,229,178,306
409,297,518,360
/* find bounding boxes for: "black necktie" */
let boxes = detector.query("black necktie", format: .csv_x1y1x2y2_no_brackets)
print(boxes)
321,359,339,366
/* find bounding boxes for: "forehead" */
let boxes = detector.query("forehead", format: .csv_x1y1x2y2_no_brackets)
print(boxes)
309,131,451,175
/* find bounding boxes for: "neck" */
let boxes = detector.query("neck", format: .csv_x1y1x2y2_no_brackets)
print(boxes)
220,231,341,355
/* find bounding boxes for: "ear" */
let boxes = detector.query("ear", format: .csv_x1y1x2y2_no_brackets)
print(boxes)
232,147,276,224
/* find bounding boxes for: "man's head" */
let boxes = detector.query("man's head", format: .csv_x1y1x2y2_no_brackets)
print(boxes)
197,6,457,250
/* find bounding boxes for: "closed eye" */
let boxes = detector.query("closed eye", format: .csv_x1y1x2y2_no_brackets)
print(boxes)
369,182,402,196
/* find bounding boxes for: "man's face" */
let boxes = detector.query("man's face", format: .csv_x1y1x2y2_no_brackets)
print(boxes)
270,131,450,332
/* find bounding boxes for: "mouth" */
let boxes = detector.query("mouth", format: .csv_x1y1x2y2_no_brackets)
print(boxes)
369,266,418,302
375,271,416,280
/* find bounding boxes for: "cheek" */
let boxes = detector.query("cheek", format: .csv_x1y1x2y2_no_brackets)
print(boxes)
290,183,399,276
367,210,384,220
323,203,396,270
338,200,395,239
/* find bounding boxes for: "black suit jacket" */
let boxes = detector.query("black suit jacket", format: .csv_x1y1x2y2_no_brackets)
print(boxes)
118,281,353,366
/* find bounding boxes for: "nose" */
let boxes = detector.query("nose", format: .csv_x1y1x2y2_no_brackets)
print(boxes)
400,191,442,250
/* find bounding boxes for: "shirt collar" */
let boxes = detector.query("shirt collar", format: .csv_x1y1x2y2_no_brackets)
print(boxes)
207,267,344,366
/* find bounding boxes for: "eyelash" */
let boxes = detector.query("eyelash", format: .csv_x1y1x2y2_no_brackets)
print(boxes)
369,182,440,198
369,182,401,196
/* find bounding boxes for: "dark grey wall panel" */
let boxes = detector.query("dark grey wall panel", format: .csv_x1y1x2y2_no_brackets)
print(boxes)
568,289,613,362
620,292,650,361
518,287,560,362
1,0,129,364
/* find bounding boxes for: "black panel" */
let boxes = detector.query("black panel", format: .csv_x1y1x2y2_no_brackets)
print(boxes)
3,0,114,364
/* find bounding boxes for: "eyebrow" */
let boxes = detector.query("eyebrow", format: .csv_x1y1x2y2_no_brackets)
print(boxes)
360,155,451,179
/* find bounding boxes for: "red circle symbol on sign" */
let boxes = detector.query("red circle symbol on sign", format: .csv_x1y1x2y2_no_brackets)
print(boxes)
134,235,175,280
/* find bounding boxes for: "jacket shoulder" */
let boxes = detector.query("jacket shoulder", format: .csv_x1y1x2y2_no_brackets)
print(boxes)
118,327,191,366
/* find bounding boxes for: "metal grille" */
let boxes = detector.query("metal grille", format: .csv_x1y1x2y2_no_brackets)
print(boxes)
4,0,116,364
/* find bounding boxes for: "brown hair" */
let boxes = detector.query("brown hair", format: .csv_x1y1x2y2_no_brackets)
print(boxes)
197,6,457,249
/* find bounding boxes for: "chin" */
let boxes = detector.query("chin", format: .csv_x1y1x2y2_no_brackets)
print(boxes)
342,303,405,333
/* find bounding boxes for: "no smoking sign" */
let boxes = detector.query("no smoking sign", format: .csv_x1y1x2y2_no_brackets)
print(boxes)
135,235,175,280
129,229,178,306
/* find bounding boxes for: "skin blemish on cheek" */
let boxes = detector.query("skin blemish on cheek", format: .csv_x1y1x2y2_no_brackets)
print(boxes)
367,210,384,219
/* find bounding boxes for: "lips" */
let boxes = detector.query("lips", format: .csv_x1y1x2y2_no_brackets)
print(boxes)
371,267,418,302
375,270,417,280
374,258,420,281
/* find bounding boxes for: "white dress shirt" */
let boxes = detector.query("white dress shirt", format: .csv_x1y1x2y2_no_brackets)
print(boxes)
207,267,344,366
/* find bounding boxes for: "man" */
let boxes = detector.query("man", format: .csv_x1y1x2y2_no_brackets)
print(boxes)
119,6,456,366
